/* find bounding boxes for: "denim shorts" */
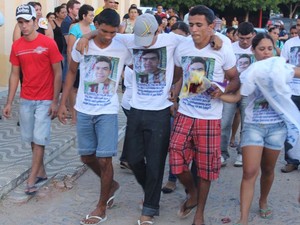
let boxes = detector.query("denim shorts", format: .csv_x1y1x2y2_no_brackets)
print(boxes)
76,112,118,157
19,98,52,146
240,122,287,150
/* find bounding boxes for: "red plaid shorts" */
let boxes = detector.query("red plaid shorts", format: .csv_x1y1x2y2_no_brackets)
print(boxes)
169,112,221,181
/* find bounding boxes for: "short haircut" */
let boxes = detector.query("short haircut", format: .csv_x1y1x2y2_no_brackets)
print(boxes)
95,56,112,70
268,26,279,33
96,8,120,27
78,4,94,21
189,5,215,25
190,57,206,70
66,0,81,13
226,27,236,34
290,25,297,31
28,1,42,8
157,4,163,8
237,22,254,35
141,49,160,59
171,21,190,35
252,33,274,49
238,54,251,62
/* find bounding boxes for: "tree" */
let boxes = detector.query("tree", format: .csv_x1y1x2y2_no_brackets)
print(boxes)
231,0,280,21
279,0,300,18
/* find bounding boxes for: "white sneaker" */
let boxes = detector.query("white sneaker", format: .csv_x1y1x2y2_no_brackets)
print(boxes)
234,154,243,167
221,155,227,167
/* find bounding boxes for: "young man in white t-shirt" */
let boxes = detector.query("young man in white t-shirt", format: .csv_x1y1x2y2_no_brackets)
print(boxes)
58,9,131,225
169,5,239,225
280,18,300,173
221,22,255,167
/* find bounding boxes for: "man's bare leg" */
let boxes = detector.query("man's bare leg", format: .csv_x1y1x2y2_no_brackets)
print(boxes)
80,156,118,224
193,178,211,225
27,143,45,187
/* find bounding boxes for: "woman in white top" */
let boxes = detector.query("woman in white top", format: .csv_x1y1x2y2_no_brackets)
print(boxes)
220,33,300,225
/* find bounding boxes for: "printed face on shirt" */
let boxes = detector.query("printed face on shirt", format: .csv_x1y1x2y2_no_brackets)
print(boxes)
189,62,205,73
94,61,111,83
237,56,251,73
252,38,274,61
142,52,160,73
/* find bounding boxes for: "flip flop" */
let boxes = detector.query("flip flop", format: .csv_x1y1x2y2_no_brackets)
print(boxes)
177,198,197,219
35,177,48,184
106,186,121,209
259,208,272,219
137,219,155,225
24,185,38,195
80,215,107,225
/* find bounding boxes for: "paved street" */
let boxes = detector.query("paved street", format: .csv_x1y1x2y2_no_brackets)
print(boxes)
0,89,299,225
0,140,300,225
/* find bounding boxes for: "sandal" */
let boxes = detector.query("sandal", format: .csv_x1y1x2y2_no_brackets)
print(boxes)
137,219,154,225
177,198,197,218
259,208,272,219
25,185,38,195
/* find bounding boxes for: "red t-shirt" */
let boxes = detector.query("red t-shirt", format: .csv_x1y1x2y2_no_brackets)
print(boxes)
10,33,63,100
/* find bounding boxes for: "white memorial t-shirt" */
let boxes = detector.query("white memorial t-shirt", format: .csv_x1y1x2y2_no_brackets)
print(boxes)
174,38,236,119
71,38,131,115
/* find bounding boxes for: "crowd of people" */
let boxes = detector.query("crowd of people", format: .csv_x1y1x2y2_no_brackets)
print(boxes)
2,1,300,225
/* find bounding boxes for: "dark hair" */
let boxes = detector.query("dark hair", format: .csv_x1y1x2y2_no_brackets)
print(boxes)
238,54,251,62
190,57,206,69
226,27,236,34
171,21,190,35
95,56,112,70
141,49,160,59
157,4,163,8
252,33,274,49
28,1,42,8
96,8,120,27
189,5,215,25
237,22,254,35
78,4,94,21
46,12,55,19
290,25,297,31
54,5,65,15
168,16,179,22
128,6,138,14
66,0,81,13
268,26,279,33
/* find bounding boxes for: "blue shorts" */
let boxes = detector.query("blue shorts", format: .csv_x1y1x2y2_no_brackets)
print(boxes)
76,112,118,157
19,98,52,146
240,122,287,150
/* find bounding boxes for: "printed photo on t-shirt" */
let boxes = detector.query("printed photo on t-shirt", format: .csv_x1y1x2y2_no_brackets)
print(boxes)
235,53,255,73
180,56,215,99
290,46,300,66
133,47,167,96
83,55,119,95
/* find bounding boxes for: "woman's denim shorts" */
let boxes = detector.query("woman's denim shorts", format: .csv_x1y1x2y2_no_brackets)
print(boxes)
240,122,287,150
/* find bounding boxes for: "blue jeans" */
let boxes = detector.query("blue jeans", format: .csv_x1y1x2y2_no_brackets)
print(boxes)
284,95,300,165
220,96,247,159
125,107,170,217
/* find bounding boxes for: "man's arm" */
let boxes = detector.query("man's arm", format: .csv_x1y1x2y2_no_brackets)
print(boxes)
2,65,20,118
224,66,240,94
169,66,183,102
76,30,98,54
58,59,79,124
